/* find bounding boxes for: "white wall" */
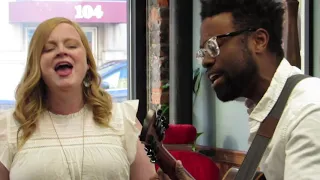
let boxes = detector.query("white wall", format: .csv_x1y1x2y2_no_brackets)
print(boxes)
102,23,127,63
0,0,26,101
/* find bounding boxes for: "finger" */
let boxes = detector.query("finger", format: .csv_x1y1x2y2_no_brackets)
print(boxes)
176,160,183,167
157,168,164,175
157,168,170,180
175,160,187,179
148,169,162,180
149,173,160,180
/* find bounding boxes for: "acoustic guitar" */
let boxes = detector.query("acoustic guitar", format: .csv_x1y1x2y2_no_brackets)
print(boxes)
139,109,195,180
222,167,266,180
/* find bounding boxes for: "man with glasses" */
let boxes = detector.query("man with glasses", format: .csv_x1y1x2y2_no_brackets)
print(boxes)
150,0,320,179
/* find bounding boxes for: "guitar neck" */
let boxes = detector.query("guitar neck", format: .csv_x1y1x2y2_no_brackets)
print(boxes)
157,144,195,180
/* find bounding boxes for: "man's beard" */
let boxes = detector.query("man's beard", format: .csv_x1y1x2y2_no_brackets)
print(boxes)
214,50,258,102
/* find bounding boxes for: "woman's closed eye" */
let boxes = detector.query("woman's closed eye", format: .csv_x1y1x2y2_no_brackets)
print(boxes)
66,44,78,49
43,46,55,53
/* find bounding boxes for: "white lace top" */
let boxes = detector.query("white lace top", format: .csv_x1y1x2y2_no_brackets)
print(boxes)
0,100,140,180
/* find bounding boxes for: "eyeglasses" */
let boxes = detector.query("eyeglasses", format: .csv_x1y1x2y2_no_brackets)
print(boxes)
196,28,257,64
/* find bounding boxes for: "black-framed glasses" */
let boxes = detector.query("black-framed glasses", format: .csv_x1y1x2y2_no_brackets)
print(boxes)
196,28,257,64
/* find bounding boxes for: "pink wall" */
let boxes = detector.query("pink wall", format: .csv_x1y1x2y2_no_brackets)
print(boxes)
9,1,127,23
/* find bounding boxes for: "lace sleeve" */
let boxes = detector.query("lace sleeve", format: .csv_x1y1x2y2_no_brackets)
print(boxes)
119,100,140,164
0,110,14,170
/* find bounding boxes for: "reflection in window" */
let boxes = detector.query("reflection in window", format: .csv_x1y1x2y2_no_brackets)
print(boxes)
99,62,128,90
103,71,121,88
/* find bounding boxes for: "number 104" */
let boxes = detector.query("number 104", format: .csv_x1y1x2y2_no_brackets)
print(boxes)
75,5,104,19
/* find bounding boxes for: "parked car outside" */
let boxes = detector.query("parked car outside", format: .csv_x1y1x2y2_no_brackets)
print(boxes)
98,60,128,102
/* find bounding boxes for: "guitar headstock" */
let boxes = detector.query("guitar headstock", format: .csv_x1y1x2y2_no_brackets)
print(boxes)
139,109,169,163
139,109,195,180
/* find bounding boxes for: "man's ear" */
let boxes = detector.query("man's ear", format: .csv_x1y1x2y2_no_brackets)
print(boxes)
252,28,269,53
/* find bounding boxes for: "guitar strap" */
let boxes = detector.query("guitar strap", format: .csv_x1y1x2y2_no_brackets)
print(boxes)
235,74,310,180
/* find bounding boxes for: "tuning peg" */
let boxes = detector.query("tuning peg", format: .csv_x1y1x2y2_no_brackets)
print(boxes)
150,158,156,163
149,151,158,163
145,147,157,163
144,147,151,153
144,143,152,149
159,128,165,141
155,109,163,127
156,125,164,141
160,116,169,129
162,116,169,127
155,119,168,141
147,151,154,157
156,109,163,117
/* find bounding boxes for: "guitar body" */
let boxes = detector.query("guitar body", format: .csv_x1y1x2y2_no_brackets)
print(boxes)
222,167,266,180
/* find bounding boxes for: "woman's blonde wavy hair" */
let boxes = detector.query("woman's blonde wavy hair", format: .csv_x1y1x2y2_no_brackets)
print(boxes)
14,17,113,149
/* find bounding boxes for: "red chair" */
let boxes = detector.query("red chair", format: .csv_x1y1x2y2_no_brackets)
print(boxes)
163,124,197,144
155,124,220,180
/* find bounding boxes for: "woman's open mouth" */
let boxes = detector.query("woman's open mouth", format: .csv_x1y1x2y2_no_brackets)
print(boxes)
54,62,73,77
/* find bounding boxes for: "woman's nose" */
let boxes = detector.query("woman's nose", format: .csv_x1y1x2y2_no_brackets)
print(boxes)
56,46,68,57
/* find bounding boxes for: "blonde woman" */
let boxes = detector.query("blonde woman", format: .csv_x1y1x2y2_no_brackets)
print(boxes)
0,17,155,180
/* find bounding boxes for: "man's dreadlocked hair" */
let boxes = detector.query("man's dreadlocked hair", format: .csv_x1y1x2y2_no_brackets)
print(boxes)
200,0,285,60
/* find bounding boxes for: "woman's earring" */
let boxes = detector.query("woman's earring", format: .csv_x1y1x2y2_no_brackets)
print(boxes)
83,73,91,87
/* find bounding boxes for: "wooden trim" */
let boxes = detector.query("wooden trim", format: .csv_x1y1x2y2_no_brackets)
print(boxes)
210,147,246,166
164,144,193,151
210,147,246,179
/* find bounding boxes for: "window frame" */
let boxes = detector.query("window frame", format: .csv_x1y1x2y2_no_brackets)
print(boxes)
24,26,36,51
81,26,98,61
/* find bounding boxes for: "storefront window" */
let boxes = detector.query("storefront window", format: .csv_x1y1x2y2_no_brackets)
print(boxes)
0,0,129,111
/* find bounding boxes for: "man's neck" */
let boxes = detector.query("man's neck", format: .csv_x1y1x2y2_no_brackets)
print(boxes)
247,55,281,104
247,76,272,104
46,88,85,115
